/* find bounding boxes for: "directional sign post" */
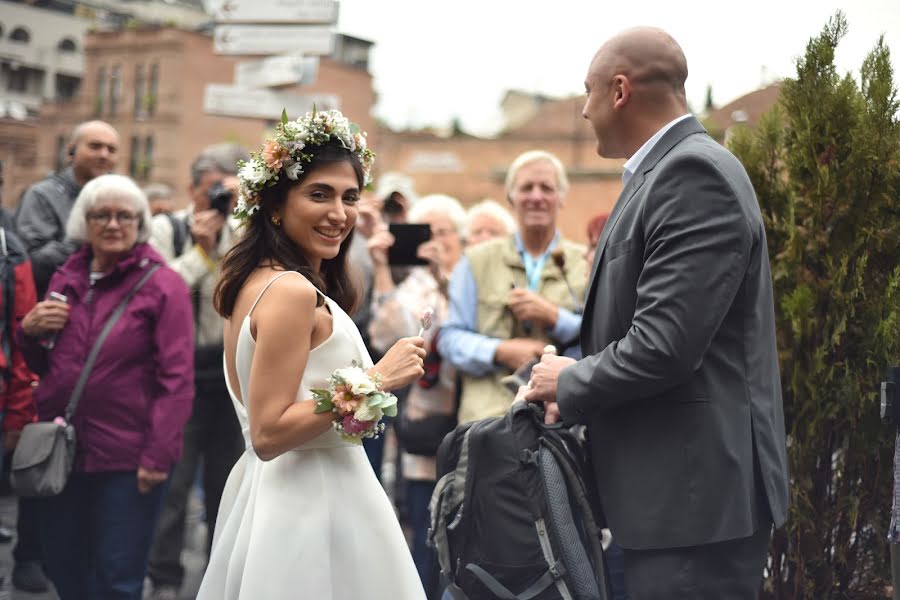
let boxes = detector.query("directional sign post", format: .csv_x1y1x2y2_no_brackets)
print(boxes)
206,0,339,24
203,84,339,120
235,55,319,88
214,24,335,55
204,0,340,120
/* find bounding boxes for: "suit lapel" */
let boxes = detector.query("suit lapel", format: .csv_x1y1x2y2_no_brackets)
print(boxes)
581,116,708,338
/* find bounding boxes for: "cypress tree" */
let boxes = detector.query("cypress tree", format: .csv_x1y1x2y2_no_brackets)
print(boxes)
730,11,900,598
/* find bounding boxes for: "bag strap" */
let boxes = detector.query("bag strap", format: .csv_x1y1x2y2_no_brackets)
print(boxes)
540,437,609,599
464,561,567,600
63,264,161,422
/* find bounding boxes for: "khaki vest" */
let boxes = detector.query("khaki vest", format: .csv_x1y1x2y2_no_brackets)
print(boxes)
458,235,587,423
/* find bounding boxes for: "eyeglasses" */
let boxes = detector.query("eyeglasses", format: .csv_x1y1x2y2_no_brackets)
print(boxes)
86,211,139,226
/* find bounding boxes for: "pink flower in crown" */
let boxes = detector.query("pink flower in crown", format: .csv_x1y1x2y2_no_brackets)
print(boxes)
341,415,374,435
262,140,290,171
331,385,361,414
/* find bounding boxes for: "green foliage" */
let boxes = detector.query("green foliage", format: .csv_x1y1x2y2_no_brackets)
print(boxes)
730,11,900,598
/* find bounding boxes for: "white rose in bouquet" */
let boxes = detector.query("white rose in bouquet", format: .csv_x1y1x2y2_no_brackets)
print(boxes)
354,402,384,423
337,367,378,396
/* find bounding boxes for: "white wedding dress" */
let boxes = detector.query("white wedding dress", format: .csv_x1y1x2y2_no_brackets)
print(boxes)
197,272,426,599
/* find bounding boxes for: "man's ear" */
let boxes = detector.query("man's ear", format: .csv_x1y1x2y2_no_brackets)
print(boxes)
613,75,631,109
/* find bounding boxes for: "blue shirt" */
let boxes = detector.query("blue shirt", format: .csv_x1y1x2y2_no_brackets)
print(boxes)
438,233,582,376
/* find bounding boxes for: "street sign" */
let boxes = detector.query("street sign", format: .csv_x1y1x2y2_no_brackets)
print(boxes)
235,55,319,88
203,84,339,120
206,0,339,24
214,24,335,55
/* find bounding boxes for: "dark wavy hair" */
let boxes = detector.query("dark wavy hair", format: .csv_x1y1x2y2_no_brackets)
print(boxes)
214,140,364,319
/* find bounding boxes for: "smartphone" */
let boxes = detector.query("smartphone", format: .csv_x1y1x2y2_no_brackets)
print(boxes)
388,223,432,266
48,292,68,304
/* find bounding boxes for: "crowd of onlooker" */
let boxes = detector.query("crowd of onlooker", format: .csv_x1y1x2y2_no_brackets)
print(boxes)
0,118,613,600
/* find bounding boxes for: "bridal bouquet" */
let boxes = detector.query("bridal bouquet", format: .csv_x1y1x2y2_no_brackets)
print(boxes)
311,361,398,443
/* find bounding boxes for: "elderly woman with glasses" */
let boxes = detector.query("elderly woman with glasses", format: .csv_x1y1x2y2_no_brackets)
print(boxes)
18,174,194,600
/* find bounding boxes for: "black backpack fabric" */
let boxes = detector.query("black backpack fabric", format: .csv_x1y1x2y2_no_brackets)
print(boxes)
429,401,610,600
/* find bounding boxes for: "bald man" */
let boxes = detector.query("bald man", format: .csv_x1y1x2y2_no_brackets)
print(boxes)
525,28,789,599
16,120,119,296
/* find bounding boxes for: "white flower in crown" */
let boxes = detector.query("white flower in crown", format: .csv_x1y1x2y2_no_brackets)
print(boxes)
234,107,375,221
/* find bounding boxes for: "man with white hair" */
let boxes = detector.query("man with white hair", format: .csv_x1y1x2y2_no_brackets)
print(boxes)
440,150,587,423
16,120,119,298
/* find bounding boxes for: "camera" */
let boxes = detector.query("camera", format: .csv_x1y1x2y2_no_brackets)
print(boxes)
880,366,900,426
208,181,234,216
382,191,407,217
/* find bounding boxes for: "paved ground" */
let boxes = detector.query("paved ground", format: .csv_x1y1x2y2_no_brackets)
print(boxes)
0,489,208,600
0,433,402,599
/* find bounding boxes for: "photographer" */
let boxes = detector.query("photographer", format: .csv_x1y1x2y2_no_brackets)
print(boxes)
146,143,248,600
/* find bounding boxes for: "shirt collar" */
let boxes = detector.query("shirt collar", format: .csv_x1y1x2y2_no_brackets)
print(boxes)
513,230,561,258
622,113,692,185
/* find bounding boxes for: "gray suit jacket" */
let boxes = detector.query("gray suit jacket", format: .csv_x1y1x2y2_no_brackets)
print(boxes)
557,117,789,550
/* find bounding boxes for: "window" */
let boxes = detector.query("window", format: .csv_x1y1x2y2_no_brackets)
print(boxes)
108,65,121,116
9,27,30,44
133,64,144,117
56,74,79,99
58,38,77,52
143,136,154,179
6,65,27,93
147,63,159,116
129,136,140,178
95,66,106,116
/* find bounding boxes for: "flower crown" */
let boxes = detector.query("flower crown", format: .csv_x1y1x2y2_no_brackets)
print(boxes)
235,108,375,221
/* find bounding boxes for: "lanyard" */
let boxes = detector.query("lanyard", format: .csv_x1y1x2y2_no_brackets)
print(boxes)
522,251,549,291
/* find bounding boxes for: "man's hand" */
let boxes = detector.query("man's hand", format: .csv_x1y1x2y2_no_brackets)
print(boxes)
137,467,168,494
507,288,560,329
191,209,226,254
494,338,546,371
516,384,563,425
524,353,576,405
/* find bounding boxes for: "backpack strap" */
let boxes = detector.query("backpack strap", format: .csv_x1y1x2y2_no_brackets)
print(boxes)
540,436,609,599
429,423,477,580
464,561,568,600
165,212,188,257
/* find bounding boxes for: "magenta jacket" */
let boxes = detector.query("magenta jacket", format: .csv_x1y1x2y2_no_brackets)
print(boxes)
19,242,194,473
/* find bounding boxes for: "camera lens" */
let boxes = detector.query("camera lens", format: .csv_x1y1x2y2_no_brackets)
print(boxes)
383,192,406,216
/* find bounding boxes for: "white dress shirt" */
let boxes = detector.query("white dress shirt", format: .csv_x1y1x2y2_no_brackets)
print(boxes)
622,113,693,185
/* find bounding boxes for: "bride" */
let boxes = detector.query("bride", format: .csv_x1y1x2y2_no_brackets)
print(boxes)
197,110,428,599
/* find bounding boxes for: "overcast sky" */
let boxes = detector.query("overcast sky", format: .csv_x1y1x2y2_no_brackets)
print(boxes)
335,1,900,136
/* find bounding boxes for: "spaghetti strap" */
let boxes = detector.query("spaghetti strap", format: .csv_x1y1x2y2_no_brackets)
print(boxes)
247,271,323,318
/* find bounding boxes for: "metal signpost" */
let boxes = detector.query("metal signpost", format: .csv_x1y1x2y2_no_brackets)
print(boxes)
204,0,339,119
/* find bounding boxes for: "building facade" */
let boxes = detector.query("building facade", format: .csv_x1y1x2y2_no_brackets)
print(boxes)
377,95,626,244
34,26,376,205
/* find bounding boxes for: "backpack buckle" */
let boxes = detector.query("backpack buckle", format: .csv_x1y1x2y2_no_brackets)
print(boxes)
520,449,537,465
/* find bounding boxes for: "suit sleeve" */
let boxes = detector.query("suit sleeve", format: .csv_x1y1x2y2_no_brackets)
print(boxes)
558,154,752,422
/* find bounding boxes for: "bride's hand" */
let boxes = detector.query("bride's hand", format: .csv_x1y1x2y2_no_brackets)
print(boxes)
371,336,426,391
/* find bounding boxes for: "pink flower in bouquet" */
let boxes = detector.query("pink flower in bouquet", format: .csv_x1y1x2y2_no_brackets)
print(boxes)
341,415,374,435
262,140,290,171
331,385,361,414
